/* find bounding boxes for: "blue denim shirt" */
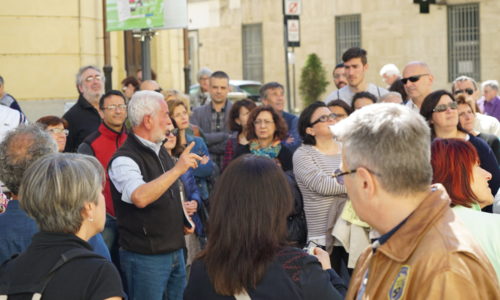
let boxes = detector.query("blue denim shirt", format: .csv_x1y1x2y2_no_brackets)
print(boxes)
0,200,111,264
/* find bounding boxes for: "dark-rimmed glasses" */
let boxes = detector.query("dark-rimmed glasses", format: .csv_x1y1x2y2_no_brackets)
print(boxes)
401,74,429,85
454,88,474,96
332,167,381,185
310,113,341,126
433,102,458,113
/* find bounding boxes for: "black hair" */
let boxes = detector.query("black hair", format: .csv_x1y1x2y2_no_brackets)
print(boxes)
99,90,126,109
342,47,368,65
298,101,327,145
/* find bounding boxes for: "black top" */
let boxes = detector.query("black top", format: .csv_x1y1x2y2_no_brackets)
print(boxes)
110,134,185,254
63,94,101,152
184,247,345,300
0,232,125,300
233,142,294,172
477,132,500,164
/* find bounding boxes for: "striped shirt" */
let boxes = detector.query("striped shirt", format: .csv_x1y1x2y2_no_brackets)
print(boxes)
293,144,347,243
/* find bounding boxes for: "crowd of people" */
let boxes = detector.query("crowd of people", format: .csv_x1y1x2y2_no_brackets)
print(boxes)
0,46,500,299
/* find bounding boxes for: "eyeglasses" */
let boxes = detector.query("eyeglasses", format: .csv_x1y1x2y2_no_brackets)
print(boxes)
48,128,69,136
166,128,179,137
85,75,102,82
310,113,341,126
332,168,357,185
332,167,381,185
103,104,127,111
253,119,274,126
401,74,429,85
433,102,458,113
454,88,474,96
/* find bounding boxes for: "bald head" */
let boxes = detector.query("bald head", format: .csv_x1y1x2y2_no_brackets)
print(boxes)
140,80,161,92
402,61,434,107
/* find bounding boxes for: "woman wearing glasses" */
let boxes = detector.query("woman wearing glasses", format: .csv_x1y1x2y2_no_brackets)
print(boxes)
326,100,352,121
36,116,69,152
293,102,347,251
431,138,500,281
420,90,500,207
163,121,206,263
233,106,293,171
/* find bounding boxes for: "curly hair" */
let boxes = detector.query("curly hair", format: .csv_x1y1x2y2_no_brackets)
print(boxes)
246,106,288,141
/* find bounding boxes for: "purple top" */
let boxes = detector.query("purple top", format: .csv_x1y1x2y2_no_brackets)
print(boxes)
483,96,500,121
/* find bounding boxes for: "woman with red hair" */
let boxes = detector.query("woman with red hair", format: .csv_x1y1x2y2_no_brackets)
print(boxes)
431,138,500,281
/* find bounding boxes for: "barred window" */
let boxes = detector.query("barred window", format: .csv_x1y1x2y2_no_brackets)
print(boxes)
242,24,263,82
448,4,480,82
335,14,361,63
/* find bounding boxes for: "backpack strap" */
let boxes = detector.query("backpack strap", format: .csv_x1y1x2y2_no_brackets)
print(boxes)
0,248,104,299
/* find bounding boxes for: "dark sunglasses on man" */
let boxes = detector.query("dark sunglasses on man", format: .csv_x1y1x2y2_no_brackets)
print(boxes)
401,74,429,85
453,88,474,96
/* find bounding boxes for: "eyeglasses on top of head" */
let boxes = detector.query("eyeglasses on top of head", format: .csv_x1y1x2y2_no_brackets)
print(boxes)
433,102,458,113
401,74,429,85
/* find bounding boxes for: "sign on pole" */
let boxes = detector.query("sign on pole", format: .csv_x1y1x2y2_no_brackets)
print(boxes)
106,0,187,31
285,0,302,16
287,17,300,47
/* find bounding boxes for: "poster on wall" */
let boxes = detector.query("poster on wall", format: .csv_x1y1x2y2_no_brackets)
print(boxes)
106,0,187,31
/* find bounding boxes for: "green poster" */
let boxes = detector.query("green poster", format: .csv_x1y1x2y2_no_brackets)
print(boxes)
106,0,165,31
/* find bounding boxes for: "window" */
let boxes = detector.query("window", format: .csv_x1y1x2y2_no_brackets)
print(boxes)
242,24,263,82
335,14,361,63
448,4,480,82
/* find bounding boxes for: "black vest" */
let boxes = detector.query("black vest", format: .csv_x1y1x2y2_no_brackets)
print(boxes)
110,134,185,254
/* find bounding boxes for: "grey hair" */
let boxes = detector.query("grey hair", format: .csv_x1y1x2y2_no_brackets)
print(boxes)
128,90,165,127
380,92,403,102
379,64,400,77
0,125,57,195
451,75,478,93
403,61,431,74
75,65,104,86
331,103,432,195
482,80,499,91
0,75,4,86
197,67,212,81
19,153,104,234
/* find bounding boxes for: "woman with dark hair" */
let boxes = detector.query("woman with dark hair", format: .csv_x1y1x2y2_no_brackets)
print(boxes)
36,115,68,152
326,100,352,121
351,92,377,111
233,106,293,171
389,77,408,103
420,90,500,205
222,99,257,170
456,95,500,163
293,101,347,250
431,138,500,281
185,155,346,299
163,120,206,263
168,99,214,201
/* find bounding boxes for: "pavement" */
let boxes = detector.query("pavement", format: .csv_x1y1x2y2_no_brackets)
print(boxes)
18,99,75,122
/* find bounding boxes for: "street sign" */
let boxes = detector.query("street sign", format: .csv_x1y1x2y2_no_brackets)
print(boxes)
287,17,300,47
285,0,302,16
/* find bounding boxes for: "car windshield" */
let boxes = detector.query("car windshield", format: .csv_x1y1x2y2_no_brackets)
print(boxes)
238,84,261,96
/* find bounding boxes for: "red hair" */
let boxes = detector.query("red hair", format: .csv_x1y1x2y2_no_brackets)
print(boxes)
431,138,479,208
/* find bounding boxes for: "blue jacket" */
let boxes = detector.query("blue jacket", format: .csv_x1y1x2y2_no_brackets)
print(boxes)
282,111,301,152
186,134,214,179
0,200,111,263
181,170,205,237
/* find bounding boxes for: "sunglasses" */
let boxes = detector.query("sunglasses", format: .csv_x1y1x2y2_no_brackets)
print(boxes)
166,128,179,137
454,88,474,96
433,102,458,113
401,74,429,85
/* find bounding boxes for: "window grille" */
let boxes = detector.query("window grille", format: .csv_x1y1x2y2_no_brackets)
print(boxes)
242,24,264,82
335,14,361,63
448,4,480,82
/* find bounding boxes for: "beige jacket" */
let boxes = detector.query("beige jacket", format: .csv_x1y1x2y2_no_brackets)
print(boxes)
346,184,500,300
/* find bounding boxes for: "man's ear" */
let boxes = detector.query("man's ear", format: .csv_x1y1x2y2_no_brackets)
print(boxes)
357,167,377,198
143,115,153,130
98,109,105,119
81,202,94,220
